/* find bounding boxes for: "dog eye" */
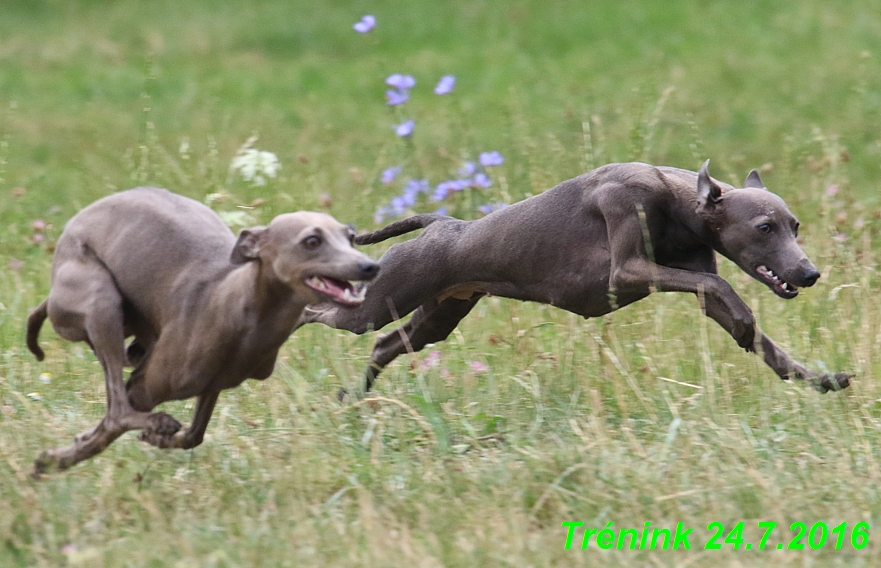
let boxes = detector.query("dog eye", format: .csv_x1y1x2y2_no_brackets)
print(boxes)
757,223,772,234
302,235,322,249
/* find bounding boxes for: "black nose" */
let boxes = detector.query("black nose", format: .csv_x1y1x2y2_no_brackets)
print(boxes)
358,261,380,279
803,268,820,287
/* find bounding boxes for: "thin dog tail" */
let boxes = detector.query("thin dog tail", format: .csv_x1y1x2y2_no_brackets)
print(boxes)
355,213,449,245
27,299,48,362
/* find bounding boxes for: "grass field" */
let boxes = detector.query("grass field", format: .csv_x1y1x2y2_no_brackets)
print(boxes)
2,0,881,566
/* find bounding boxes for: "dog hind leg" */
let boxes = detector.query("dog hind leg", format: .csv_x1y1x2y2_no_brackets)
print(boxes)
34,258,181,473
346,296,481,399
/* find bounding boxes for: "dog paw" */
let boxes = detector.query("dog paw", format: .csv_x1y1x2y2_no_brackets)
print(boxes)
146,412,182,436
31,449,75,476
139,428,202,449
32,451,56,477
810,372,853,393
139,429,176,448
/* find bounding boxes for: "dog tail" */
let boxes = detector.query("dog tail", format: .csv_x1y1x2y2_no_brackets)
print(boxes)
355,213,448,245
27,299,48,362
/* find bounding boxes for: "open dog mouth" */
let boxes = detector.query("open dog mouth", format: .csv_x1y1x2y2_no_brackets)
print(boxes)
305,276,367,306
755,265,799,299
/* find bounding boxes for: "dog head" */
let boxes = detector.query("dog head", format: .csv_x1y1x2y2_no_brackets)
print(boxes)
231,212,379,306
696,160,820,299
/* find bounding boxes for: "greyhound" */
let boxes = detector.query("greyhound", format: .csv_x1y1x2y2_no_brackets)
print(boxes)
27,187,379,473
304,160,851,396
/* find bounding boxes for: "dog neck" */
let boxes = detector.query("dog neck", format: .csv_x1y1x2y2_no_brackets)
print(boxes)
214,261,307,333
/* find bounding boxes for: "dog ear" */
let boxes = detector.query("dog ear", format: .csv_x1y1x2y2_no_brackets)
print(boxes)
697,159,723,207
743,169,765,189
230,226,267,264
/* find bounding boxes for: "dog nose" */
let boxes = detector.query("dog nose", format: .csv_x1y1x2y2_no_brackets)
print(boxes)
803,268,820,287
358,261,380,279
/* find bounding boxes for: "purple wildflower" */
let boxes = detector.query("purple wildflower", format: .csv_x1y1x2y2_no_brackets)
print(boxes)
431,179,470,201
434,206,448,215
431,181,454,201
381,166,402,184
472,172,492,188
392,194,414,208
451,179,469,191
386,74,416,90
386,89,410,106
479,151,504,167
458,161,476,176
375,203,404,223
434,75,456,95
477,202,507,216
469,361,489,373
404,179,430,196
395,120,415,137
353,15,376,33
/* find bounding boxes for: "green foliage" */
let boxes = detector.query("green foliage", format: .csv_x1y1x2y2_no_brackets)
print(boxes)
1,0,881,566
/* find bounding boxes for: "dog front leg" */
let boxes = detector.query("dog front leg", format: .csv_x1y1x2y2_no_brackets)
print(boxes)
701,295,850,392
613,259,757,348
754,333,851,392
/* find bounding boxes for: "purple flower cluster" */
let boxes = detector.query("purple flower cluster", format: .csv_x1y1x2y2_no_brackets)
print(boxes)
386,74,416,106
381,166,402,184
477,202,507,216
385,73,455,107
479,151,505,167
354,17,507,223
429,155,501,201
431,179,468,201
353,15,375,34
394,119,415,137
374,178,432,222
434,75,455,95
374,152,505,221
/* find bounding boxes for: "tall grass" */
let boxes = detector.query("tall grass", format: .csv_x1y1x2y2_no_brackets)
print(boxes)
2,1,881,566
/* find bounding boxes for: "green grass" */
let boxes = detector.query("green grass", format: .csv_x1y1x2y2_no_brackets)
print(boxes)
2,0,881,566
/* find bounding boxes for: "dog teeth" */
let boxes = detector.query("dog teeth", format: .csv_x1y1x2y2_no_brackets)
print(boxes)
307,276,329,291
339,283,366,304
307,276,366,304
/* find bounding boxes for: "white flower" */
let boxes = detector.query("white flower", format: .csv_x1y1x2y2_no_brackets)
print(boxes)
230,149,281,186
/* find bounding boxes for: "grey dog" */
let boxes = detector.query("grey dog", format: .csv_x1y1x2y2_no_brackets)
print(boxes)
304,161,851,396
27,188,379,473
